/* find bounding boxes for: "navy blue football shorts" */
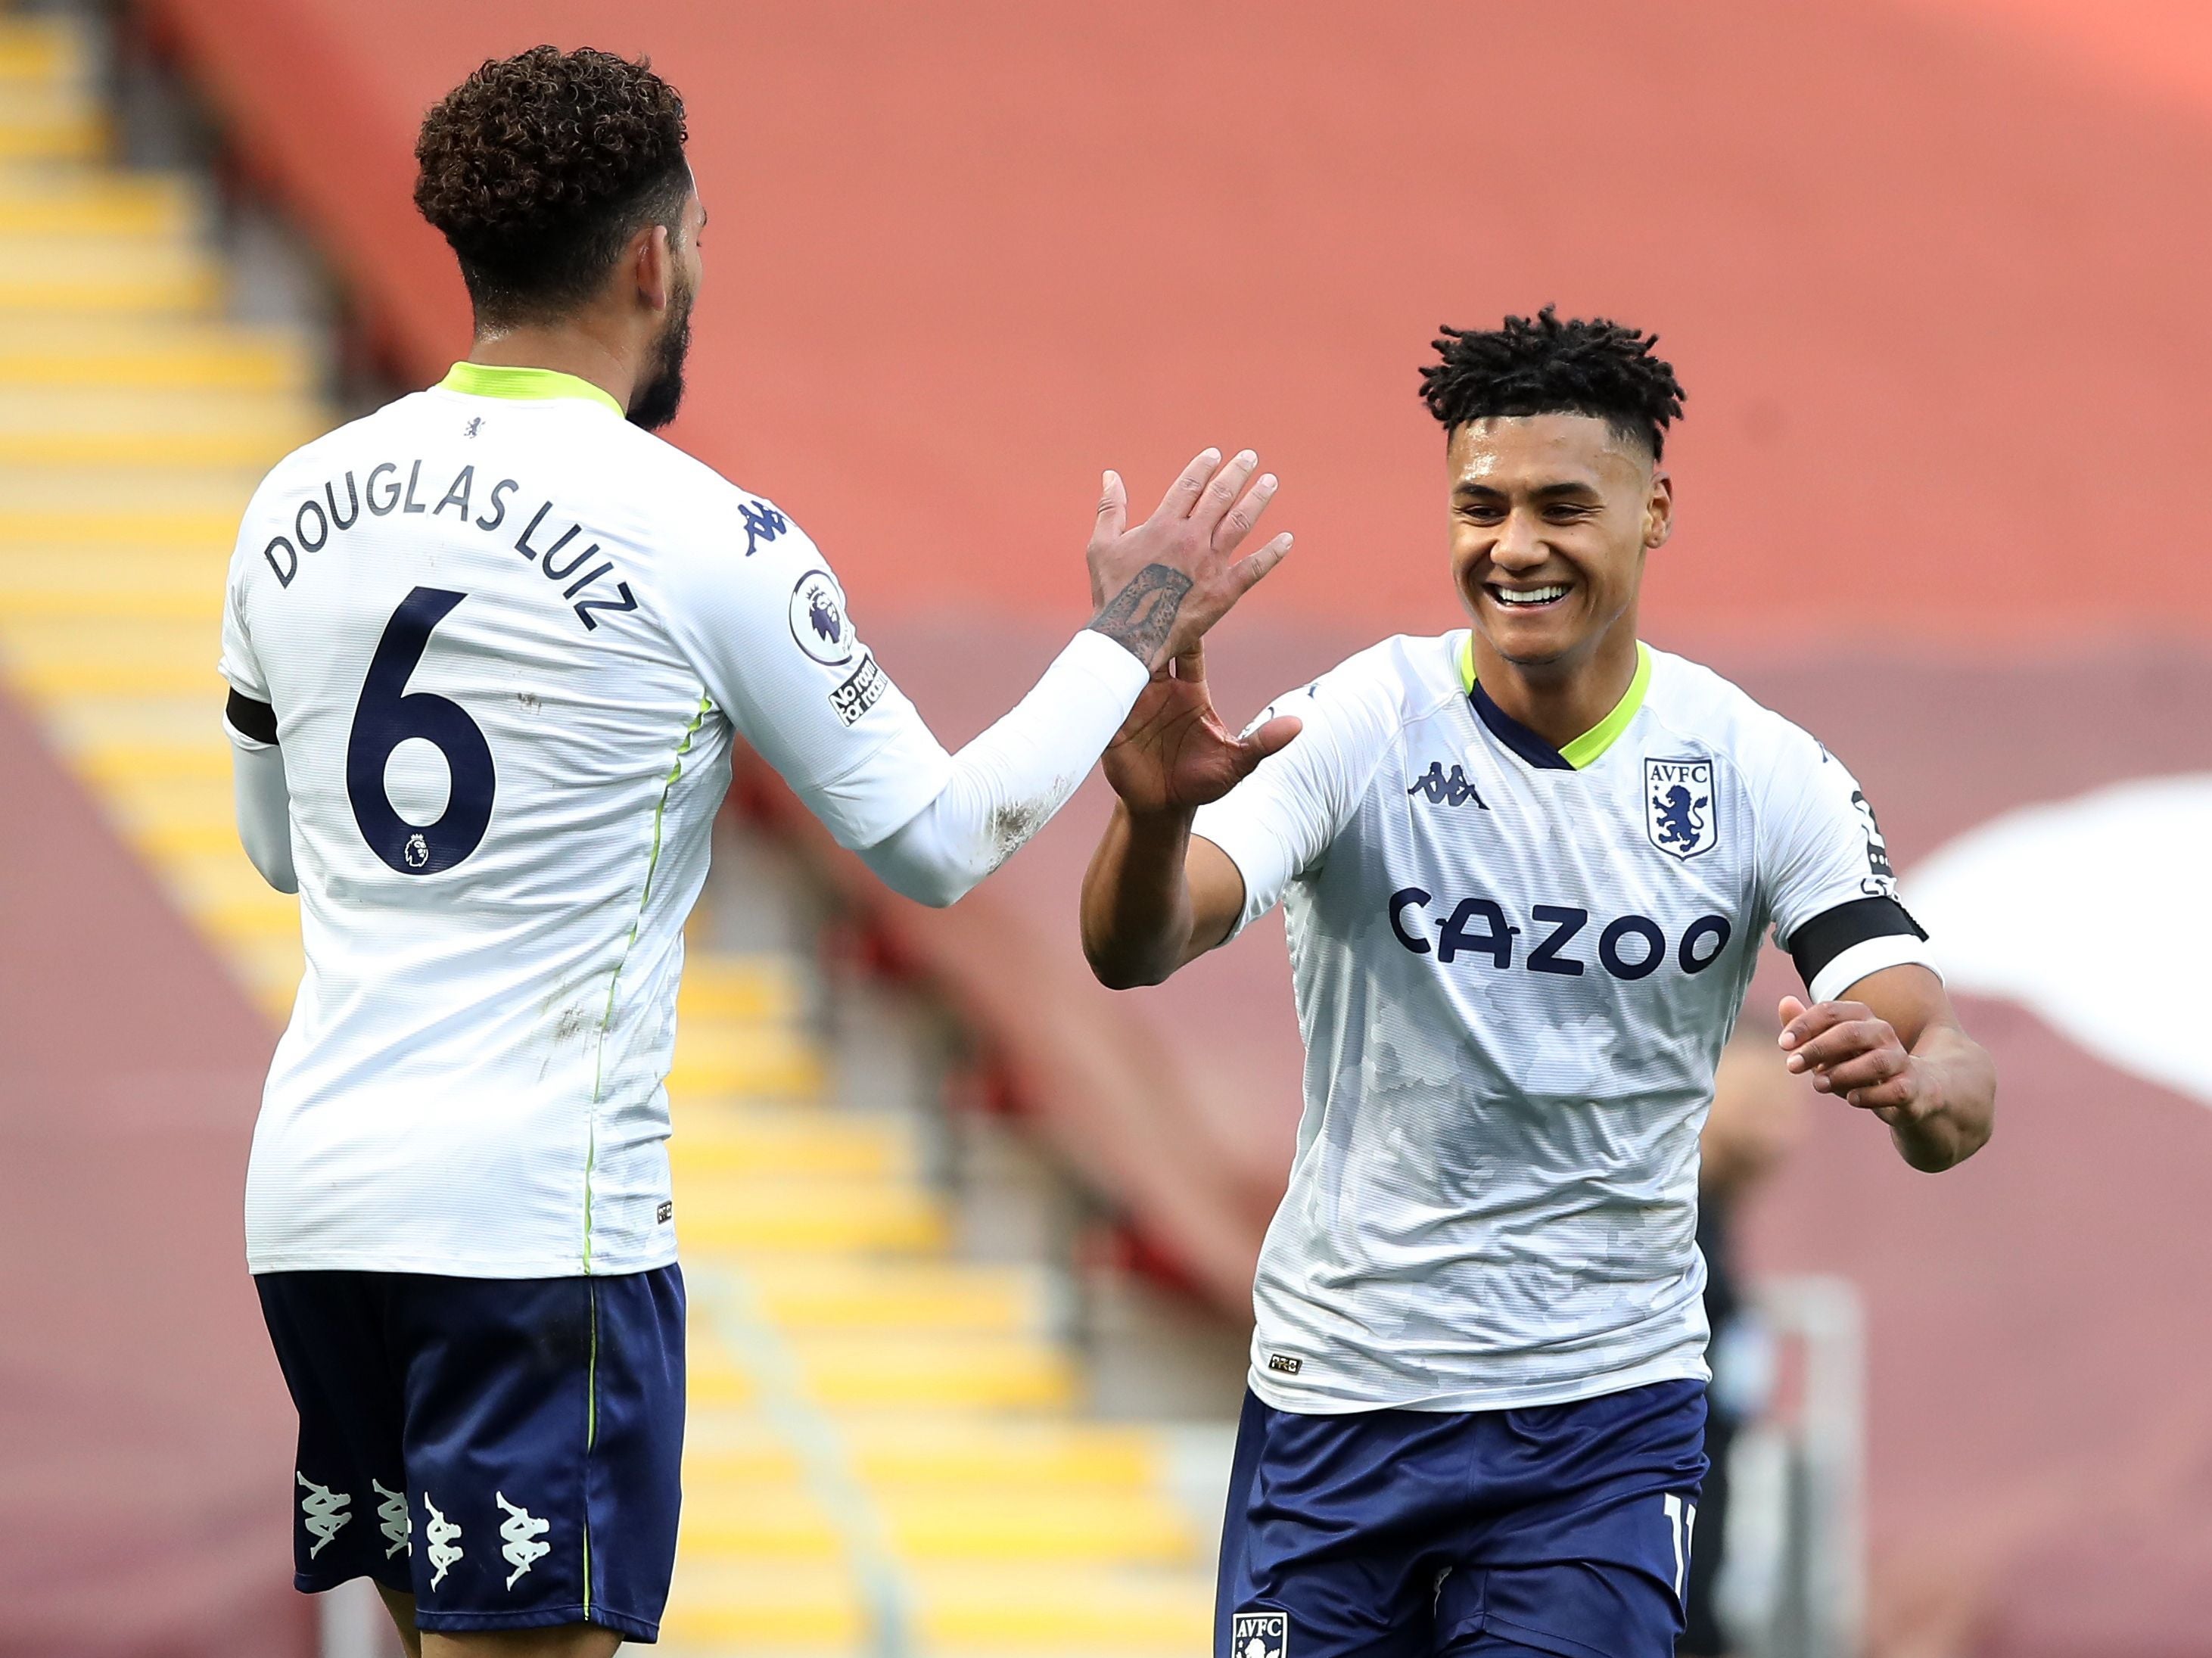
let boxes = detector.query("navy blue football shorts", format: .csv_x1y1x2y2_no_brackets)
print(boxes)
1218,1379,1707,1658
256,1266,685,1641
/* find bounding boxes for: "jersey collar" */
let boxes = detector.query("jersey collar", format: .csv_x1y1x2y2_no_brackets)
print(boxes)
1458,635,1652,771
437,360,623,415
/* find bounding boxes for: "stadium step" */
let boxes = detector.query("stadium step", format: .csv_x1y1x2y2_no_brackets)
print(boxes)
0,384,321,466
0,171,201,239
661,1562,1212,1653
673,1106,914,1181
0,16,1225,1651
0,233,219,310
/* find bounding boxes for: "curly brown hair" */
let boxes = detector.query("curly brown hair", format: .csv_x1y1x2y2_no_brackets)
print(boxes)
414,45,691,324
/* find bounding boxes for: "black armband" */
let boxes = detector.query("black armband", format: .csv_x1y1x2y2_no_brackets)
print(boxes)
226,689,279,746
1788,894,1927,991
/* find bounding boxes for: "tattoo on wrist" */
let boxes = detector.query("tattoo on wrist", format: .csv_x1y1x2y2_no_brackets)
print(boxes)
1088,564,1193,663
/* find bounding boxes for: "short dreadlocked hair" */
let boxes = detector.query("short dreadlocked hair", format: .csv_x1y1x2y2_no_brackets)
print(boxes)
415,46,691,325
1418,307,1686,460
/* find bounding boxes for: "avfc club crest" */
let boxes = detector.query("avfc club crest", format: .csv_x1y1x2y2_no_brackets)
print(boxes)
1231,1611,1289,1658
1644,757,1719,860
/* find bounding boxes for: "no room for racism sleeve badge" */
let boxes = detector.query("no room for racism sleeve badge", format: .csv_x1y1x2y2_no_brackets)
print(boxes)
1644,757,1719,860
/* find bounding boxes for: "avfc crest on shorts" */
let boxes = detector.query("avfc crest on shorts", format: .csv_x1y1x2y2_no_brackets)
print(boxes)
1644,757,1719,860
1231,1611,1289,1658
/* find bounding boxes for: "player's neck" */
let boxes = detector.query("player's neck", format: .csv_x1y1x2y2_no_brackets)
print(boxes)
1469,625,1641,754
465,321,638,415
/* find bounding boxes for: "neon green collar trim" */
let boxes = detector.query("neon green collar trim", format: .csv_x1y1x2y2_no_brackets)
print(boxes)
1458,635,1652,770
437,360,622,415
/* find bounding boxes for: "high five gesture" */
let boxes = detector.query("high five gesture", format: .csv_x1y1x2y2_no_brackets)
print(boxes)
1086,448,1293,670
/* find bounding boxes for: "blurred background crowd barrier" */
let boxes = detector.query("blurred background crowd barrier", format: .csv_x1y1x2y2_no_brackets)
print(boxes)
2,2,2210,1656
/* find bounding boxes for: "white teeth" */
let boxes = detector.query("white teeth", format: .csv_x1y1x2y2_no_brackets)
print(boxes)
1493,584,1569,607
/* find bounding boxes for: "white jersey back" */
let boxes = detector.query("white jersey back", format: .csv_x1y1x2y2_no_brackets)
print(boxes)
221,366,949,1277
1193,633,1932,1412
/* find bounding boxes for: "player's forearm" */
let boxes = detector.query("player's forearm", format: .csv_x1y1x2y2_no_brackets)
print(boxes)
855,630,1148,907
232,742,298,894
1080,803,1203,988
1890,1022,1995,1172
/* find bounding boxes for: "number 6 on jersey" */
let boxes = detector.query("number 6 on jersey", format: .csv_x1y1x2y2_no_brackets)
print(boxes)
345,586,496,875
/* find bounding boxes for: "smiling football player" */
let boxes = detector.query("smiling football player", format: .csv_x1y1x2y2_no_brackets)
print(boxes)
1080,308,1996,1658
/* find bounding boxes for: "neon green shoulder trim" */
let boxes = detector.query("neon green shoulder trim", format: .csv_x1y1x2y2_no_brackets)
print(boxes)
1560,642,1652,769
1459,633,1652,770
437,360,622,415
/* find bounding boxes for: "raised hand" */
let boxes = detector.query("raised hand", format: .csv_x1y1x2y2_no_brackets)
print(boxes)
1103,644,1301,817
1085,449,1293,672
1777,994,1928,1125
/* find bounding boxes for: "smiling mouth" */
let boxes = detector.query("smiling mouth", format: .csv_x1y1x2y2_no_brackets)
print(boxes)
1488,582,1572,611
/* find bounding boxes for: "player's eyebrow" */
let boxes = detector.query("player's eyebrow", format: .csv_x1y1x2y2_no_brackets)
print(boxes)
1452,478,1601,500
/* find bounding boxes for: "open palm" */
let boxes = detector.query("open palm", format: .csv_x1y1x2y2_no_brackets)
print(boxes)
1103,645,1300,816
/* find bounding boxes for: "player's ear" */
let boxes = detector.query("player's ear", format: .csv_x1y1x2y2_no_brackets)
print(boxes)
630,223,674,313
1643,468,1674,552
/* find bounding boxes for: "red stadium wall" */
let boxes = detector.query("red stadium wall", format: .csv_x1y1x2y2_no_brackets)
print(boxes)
0,692,300,1655
101,2,2212,1653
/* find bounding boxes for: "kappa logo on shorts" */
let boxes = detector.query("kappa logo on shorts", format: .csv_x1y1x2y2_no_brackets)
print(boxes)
496,1492,552,1588
296,1472,353,1557
372,1478,410,1558
422,1492,463,1589
1233,1610,1290,1658
1644,757,1719,860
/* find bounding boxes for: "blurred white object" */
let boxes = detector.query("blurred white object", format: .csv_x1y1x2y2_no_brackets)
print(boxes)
319,1578,400,1658
1905,775,2212,1106
1717,1276,1864,1658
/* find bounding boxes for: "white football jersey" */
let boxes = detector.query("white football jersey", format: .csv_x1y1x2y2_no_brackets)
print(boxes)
1193,633,1934,1413
221,364,954,1277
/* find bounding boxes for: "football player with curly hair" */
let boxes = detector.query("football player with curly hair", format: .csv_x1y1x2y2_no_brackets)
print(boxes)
225,45,1293,1655
1081,310,1995,1658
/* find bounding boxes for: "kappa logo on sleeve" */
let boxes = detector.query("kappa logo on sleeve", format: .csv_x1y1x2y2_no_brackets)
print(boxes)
1232,1610,1290,1658
829,654,889,726
739,499,789,555
790,568,855,667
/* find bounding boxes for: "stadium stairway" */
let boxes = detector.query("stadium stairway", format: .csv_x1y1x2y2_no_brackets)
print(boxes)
0,14,1221,1655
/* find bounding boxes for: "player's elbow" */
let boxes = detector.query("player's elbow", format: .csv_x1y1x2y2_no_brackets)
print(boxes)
905,873,972,910
241,829,299,894
878,857,979,910
1081,936,1173,991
